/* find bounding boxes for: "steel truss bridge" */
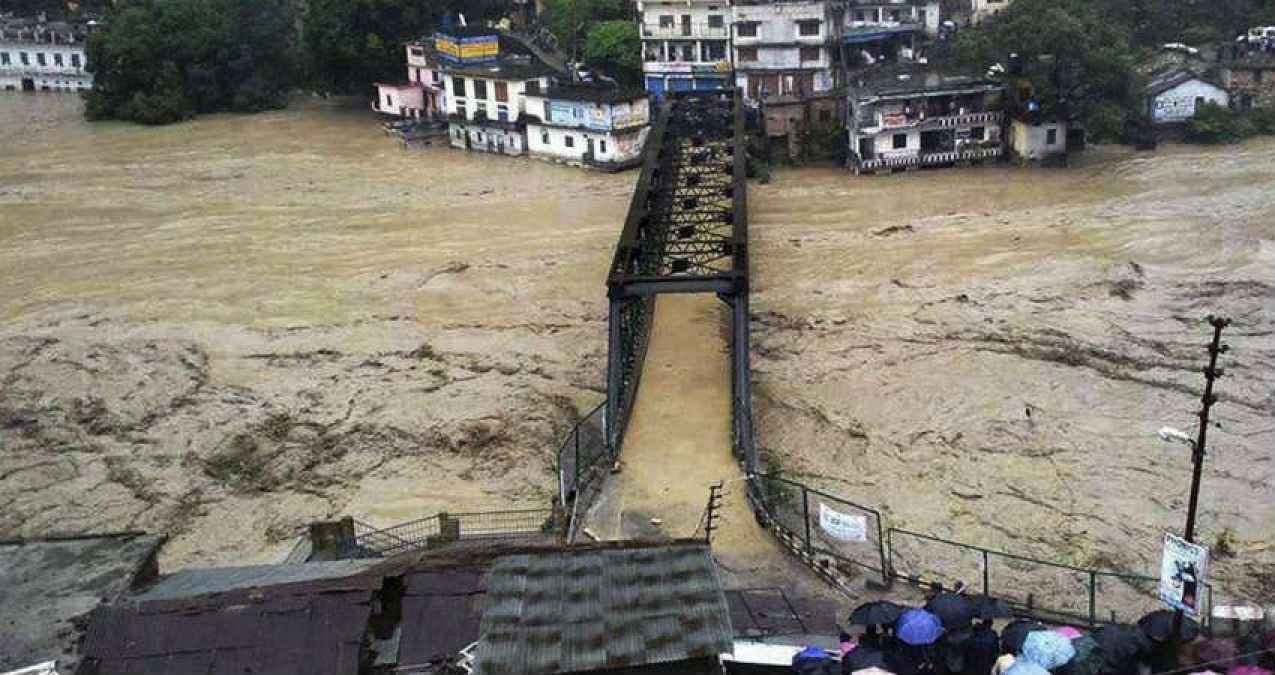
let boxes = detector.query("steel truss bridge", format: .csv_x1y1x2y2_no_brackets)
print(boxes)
605,89,757,472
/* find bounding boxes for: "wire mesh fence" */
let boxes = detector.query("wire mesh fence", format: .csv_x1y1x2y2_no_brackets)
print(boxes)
350,509,555,558
556,402,607,508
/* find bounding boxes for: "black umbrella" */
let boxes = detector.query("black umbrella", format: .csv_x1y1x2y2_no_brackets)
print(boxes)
969,594,1014,621
925,592,977,629
848,600,906,627
1058,635,1106,675
1137,610,1200,642
1002,619,1048,654
841,647,887,672
1092,624,1152,673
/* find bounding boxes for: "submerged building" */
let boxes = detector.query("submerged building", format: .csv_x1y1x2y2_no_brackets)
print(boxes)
524,84,652,170
846,66,1005,173
0,17,93,92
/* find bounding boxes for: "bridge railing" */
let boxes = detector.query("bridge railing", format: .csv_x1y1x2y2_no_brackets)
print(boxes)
555,402,610,539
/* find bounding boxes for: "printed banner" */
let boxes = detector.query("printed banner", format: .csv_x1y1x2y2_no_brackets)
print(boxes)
1159,533,1209,617
819,503,867,542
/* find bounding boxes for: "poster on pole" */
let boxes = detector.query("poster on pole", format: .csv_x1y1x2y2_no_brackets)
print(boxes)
1158,533,1209,616
819,503,867,542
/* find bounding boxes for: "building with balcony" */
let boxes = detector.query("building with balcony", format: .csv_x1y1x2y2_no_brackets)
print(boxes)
637,0,734,97
840,0,940,66
733,1,837,102
524,84,652,170
374,40,448,119
0,18,92,93
846,66,1005,173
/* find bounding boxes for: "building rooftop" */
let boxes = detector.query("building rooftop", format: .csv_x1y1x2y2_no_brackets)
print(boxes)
0,532,164,672
848,65,1002,99
130,559,381,602
1145,66,1225,97
471,541,734,675
536,82,649,104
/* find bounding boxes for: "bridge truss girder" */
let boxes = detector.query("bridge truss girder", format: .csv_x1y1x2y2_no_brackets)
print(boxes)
605,90,756,473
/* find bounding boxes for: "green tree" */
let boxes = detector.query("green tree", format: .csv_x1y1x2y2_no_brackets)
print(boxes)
85,0,295,125
1188,101,1253,144
300,0,441,95
539,0,629,59
583,20,641,85
952,0,1139,140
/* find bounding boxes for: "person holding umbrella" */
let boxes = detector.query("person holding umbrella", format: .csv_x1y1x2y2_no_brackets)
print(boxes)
888,609,945,675
963,621,1002,675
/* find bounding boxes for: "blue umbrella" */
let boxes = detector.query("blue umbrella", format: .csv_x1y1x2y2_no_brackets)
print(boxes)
1023,629,1077,669
1006,659,1053,675
896,608,945,646
792,646,836,675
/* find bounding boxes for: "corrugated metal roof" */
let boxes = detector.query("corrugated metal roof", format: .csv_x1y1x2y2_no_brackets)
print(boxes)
131,560,380,602
472,542,734,675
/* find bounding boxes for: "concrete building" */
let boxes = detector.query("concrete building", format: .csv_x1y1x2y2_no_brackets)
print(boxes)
524,84,652,170
846,66,1004,173
841,0,940,65
637,0,734,97
434,27,554,156
0,18,92,93
374,40,448,119
1146,68,1229,125
733,1,837,102
969,0,1012,23
1007,118,1070,163
1220,39,1275,112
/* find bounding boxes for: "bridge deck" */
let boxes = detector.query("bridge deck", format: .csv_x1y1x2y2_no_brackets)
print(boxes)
583,295,807,587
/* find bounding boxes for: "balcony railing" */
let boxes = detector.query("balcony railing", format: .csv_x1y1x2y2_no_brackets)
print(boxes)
867,109,1001,131
0,64,88,77
856,146,1002,171
642,23,730,39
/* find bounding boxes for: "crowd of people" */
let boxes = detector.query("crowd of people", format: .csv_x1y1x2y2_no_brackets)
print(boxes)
789,593,1275,675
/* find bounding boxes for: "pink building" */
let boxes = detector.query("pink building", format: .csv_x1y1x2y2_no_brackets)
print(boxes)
374,40,447,119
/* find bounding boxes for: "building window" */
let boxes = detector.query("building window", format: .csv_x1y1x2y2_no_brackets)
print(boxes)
0,52,8,65
20,52,29,65
475,101,488,118
800,46,820,62
738,46,758,61
705,42,726,61
474,79,488,99
457,103,467,118
37,52,46,66
494,81,508,102
659,15,674,28
708,14,724,29
1256,70,1264,83
54,53,63,67
452,77,466,96
599,139,607,153
971,126,985,140
386,93,393,107
432,70,441,84
854,10,865,22
737,22,757,37
565,135,575,148
410,47,425,58
919,9,928,25
819,108,831,122
1046,128,1058,145
797,20,820,36
541,130,550,144
893,133,907,149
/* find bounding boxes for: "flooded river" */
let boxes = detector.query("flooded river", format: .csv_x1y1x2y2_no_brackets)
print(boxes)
0,94,1270,603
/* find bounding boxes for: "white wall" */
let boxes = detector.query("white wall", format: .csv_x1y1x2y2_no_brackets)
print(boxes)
527,124,649,164
0,41,91,91
1010,120,1066,160
376,85,424,118
449,123,525,155
443,73,549,122
1151,79,1229,123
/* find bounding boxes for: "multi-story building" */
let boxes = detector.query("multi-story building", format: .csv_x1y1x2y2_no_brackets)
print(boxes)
637,0,734,97
733,1,837,101
846,66,1004,173
374,40,448,119
524,84,652,170
840,0,940,65
0,18,92,92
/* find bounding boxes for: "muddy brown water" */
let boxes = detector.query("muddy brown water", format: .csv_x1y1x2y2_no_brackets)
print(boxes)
0,94,1270,608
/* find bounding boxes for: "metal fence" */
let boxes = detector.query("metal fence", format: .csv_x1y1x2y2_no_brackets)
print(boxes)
887,528,1214,627
750,475,890,583
350,509,555,558
555,402,608,541
749,474,1212,628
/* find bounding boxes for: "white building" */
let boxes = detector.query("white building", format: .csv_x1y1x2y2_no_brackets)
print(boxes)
0,20,92,93
841,0,940,65
637,0,733,97
1146,69,1229,125
524,85,651,170
847,67,1005,173
1007,118,1070,163
733,1,836,102
969,0,1012,23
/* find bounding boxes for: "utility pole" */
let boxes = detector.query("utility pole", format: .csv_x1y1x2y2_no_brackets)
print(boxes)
1172,315,1230,637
